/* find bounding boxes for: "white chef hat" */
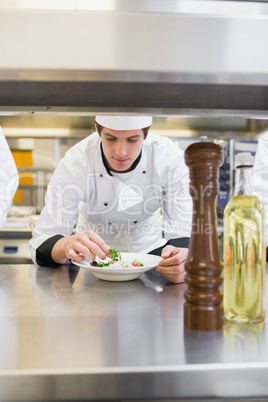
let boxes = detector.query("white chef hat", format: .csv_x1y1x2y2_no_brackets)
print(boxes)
95,115,153,131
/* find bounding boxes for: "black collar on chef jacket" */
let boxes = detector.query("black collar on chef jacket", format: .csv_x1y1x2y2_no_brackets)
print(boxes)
100,143,142,176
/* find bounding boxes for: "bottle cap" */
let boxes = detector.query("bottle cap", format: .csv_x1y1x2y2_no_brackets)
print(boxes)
235,152,254,168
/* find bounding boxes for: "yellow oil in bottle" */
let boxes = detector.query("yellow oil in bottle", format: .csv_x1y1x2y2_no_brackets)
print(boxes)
224,195,265,324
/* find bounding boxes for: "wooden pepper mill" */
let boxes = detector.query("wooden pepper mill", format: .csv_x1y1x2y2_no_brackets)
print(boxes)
184,142,223,331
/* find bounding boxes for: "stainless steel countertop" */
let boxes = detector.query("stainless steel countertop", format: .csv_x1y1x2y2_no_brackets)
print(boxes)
1,263,268,401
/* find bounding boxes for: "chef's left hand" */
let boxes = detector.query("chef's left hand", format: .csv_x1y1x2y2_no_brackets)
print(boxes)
156,245,188,284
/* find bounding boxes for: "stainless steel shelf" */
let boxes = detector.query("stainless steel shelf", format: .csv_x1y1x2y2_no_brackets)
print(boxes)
1,6,268,117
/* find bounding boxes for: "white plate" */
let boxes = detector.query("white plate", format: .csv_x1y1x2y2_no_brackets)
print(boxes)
72,252,162,282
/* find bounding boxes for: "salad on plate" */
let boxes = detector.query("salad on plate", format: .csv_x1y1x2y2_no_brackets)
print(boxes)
90,249,144,268
71,249,161,281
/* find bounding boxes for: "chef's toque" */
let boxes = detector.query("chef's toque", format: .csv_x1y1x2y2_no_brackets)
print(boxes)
95,116,152,130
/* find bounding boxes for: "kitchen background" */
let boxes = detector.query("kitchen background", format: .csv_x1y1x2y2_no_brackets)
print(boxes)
1,114,267,263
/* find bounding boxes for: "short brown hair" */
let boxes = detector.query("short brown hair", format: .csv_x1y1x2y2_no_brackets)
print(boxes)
95,122,150,139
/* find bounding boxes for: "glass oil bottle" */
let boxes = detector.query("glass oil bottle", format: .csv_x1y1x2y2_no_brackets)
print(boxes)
223,152,265,324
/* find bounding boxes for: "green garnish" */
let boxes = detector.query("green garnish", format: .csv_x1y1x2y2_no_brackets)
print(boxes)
92,249,122,267
109,248,121,261
131,259,144,266
97,261,109,267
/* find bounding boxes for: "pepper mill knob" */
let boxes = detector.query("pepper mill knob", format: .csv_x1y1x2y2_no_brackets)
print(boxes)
184,142,223,331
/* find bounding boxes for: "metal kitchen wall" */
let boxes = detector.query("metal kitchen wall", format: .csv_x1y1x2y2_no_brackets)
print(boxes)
0,1,268,116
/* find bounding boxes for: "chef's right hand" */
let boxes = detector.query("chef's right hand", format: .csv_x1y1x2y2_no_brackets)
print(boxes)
51,230,111,264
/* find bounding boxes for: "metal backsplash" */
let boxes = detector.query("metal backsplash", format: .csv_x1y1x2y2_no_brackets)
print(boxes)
0,1,268,118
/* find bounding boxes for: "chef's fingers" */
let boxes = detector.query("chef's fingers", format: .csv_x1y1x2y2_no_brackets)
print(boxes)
160,245,179,259
66,241,96,261
79,230,110,260
161,269,186,284
159,246,188,266
156,262,186,284
67,249,86,262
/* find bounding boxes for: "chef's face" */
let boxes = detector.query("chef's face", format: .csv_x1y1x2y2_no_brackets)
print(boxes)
98,126,144,173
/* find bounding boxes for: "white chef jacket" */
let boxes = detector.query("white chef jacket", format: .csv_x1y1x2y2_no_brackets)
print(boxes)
253,132,268,246
0,126,19,229
30,131,193,263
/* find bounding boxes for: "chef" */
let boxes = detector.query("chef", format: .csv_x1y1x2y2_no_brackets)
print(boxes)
30,116,193,283
0,126,19,229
